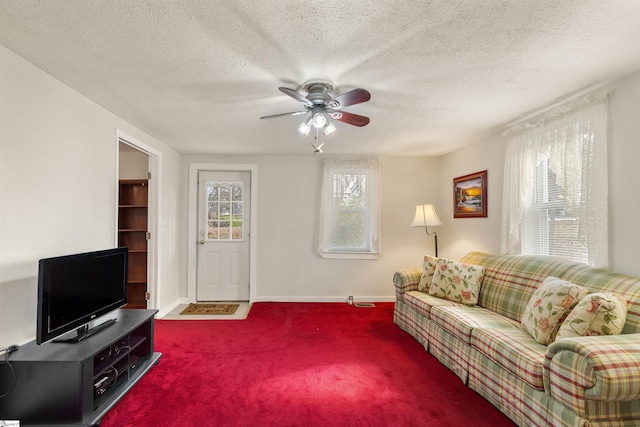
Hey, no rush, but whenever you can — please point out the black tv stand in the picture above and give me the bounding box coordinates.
[54,318,117,343]
[0,309,160,426]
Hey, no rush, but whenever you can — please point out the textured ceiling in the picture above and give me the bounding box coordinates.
[1,1,640,155]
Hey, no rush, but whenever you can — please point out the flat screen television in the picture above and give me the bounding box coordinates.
[36,247,128,345]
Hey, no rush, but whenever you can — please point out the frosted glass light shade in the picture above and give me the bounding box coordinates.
[323,122,336,136]
[298,117,312,135]
[312,112,327,128]
[410,204,443,227]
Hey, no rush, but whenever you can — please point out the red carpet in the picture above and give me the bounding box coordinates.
[101,302,515,426]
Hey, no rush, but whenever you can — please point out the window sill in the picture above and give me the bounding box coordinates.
[320,251,379,260]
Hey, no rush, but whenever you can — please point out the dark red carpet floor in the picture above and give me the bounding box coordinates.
[101,302,515,426]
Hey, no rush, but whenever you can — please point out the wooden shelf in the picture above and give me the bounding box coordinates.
[118,180,148,205]
[118,180,149,309]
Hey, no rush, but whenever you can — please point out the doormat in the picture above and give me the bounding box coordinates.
[180,303,240,315]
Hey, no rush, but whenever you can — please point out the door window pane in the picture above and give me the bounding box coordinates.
[208,221,219,239]
[220,184,230,201]
[232,184,242,201]
[205,181,243,240]
[207,185,218,201]
[208,202,219,220]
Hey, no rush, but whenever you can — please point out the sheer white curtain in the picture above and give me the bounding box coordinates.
[318,158,380,259]
[501,90,609,267]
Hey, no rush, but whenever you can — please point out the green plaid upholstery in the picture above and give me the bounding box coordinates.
[393,252,640,427]
[430,305,520,345]
[544,335,640,421]
[428,322,470,382]
[393,299,428,348]
[428,307,521,384]
[460,252,580,322]
[546,398,640,427]
[403,291,461,317]
[395,292,464,350]
[393,268,421,301]
[469,347,552,427]
[472,327,547,390]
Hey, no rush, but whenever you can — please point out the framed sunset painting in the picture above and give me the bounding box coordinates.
[453,170,487,218]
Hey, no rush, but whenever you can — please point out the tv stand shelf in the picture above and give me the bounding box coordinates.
[0,309,161,426]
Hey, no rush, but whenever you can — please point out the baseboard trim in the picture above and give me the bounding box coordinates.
[157,297,191,318]
[250,296,396,303]
[157,296,395,317]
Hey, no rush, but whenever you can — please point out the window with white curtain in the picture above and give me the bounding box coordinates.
[501,90,609,267]
[318,159,380,259]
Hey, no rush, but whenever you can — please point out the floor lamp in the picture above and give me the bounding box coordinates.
[410,204,443,257]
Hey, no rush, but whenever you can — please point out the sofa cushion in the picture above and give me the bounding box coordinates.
[460,252,582,322]
[521,277,588,345]
[430,305,520,345]
[404,291,461,318]
[559,266,640,334]
[471,327,547,390]
[556,292,628,339]
[417,255,438,292]
[429,258,484,306]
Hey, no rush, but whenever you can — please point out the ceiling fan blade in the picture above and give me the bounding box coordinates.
[328,88,371,109]
[327,109,370,127]
[260,111,308,120]
[279,87,313,107]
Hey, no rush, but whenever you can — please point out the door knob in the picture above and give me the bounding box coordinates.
[199,240,205,245]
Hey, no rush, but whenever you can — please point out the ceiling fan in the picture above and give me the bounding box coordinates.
[260,81,371,149]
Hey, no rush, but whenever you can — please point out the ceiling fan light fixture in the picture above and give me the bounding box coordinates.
[312,112,327,129]
[261,83,371,150]
[298,117,312,136]
[323,122,336,136]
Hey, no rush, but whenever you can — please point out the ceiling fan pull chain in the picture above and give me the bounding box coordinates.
[311,128,324,153]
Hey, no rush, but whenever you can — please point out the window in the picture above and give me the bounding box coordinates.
[522,157,588,262]
[318,159,380,259]
[206,181,244,240]
[501,91,609,267]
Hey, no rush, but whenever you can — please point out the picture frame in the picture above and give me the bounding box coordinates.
[453,170,487,218]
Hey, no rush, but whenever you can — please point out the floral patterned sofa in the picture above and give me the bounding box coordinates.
[393,252,640,427]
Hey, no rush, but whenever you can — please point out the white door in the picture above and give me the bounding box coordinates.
[197,171,250,301]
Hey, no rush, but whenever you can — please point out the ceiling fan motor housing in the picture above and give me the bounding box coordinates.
[303,81,334,105]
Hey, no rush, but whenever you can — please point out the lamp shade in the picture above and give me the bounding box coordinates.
[410,204,443,227]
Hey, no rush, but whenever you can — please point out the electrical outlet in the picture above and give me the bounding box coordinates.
[348,296,353,305]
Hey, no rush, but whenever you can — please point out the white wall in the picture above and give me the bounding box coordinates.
[437,71,640,277]
[0,45,182,347]
[608,72,640,275]
[436,134,506,261]
[119,144,149,179]
[180,154,439,302]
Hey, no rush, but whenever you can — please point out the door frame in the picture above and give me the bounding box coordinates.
[115,130,161,310]
[187,163,258,303]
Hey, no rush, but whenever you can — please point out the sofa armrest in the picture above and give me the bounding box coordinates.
[544,334,640,405]
[393,269,422,301]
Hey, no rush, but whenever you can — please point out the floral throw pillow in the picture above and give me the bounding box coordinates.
[556,293,628,339]
[428,258,484,306]
[417,255,438,292]
[521,277,588,345]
